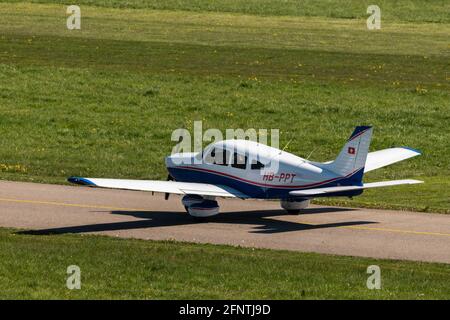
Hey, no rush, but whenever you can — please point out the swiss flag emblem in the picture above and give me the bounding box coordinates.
[348,147,356,155]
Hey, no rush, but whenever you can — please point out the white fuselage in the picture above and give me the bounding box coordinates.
[166,140,351,200]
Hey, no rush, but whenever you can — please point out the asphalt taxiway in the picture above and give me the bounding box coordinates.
[0,180,449,264]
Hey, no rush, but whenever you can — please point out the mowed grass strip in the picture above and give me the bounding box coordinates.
[2,33,448,89]
[1,3,449,56]
[0,227,449,299]
[0,3,448,212]
[2,0,449,23]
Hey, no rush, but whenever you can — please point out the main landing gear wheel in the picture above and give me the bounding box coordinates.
[280,199,311,214]
[182,195,220,219]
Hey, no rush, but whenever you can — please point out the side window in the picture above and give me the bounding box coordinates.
[205,148,230,166]
[204,148,216,164]
[251,160,265,170]
[216,149,230,166]
[232,152,247,170]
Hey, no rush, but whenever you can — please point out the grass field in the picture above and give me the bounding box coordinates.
[0,1,449,301]
[0,1,449,213]
[0,227,449,299]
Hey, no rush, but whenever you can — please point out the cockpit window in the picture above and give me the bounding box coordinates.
[205,148,230,166]
[231,152,247,169]
[250,160,265,170]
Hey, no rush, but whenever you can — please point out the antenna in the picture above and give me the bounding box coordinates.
[280,138,293,154]
[306,147,318,161]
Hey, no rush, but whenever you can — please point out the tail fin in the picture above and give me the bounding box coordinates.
[325,126,373,184]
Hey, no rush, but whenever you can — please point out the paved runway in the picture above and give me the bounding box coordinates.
[0,180,449,264]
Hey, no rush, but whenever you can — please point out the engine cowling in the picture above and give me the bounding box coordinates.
[187,199,220,217]
[280,199,310,213]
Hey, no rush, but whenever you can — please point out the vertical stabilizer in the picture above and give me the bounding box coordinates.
[324,126,373,184]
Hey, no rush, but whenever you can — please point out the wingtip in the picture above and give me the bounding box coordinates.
[68,176,96,186]
[401,146,422,155]
[401,179,424,185]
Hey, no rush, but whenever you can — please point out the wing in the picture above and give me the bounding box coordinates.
[364,147,421,173]
[289,179,423,196]
[68,177,249,198]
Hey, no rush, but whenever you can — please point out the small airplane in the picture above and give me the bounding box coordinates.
[69,126,422,217]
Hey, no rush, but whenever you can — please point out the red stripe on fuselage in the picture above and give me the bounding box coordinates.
[175,166,359,189]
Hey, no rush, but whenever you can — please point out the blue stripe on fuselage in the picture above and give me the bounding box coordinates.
[167,166,364,199]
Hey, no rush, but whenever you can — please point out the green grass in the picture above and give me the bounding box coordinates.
[0,227,449,299]
[0,2,449,213]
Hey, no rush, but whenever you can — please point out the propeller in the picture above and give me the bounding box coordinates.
[165,174,173,200]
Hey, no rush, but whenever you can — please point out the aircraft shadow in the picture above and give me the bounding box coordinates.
[18,206,376,236]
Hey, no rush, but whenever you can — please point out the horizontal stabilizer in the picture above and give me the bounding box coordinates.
[365,147,421,173]
[289,179,423,196]
[68,177,249,198]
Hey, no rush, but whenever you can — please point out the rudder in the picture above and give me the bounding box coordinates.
[325,126,373,184]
